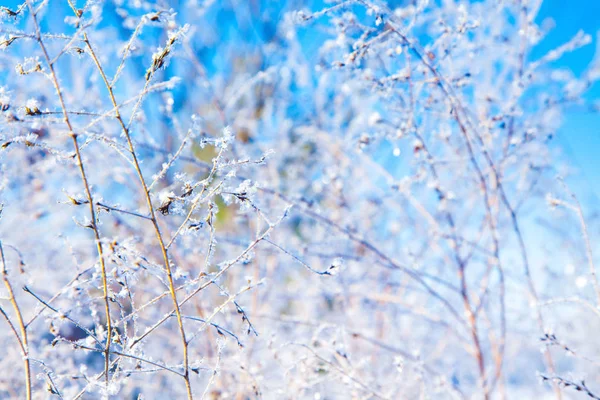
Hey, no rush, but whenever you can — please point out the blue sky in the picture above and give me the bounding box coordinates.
[533,0,600,204]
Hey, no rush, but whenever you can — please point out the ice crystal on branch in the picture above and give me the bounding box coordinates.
[0,0,599,399]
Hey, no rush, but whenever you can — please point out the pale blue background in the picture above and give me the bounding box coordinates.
[534,0,600,204]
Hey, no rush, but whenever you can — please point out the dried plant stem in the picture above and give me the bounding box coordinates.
[81,219,285,400]
[573,205,600,304]
[292,343,389,400]
[74,27,193,399]
[24,0,113,386]
[558,181,600,305]
[0,243,31,400]
[360,1,556,392]
[404,48,496,396]
[23,286,102,346]
[200,343,223,400]
[73,344,186,377]
[130,220,281,348]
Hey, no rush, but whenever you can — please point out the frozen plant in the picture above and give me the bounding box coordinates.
[0,0,599,399]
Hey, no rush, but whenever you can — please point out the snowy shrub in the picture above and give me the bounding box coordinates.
[0,0,599,398]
